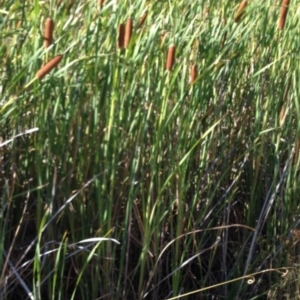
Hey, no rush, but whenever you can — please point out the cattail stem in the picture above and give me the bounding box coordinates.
[36,55,63,80]
[124,18,133,48]
[234,0,247,23]
[118,23,125,48]
[44,18,54,49]
[190,64,197,84]
[166,45,176,71]
[278,0,290,30]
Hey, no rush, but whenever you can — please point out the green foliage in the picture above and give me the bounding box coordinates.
[1,0,300,299]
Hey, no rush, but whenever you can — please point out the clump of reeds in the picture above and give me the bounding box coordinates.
[166,45,176,71]
[36,55,63,80]
[234,0,247,23]
[139,11,147,28]
[124,18,133,48]
[278,0,290,30]
[44,18,54,49]
[118,23,125,48]
[190,64,197,84]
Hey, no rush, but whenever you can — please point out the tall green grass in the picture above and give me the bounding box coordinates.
[1,0,300,299]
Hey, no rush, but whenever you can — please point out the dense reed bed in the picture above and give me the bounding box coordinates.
[1,0,300,299]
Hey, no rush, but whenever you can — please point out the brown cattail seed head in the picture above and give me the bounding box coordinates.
[139,11,147,28]
[166,45,176,71]
[44,18,54,49]
[278,0,290,30]
[124,18,133,48]
[234,0,247,23]
[36,55,63,80]
[118,23,125,48]
[190,64,197,84]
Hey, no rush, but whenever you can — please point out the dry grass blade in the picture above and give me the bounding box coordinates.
[294,137,300,165]
[160,31,167,46]
[139,11,147,28]
[118,23,125,48]
[166,45,176,71]
[279,105,286,127]
[190,64,197,84]
[98,0,105,8]
[44,18,54,49]
[36,55,63,80]
[125,18,133,48]
[234,0,248,23]
[279,80,291,126]
[278,0,290,30]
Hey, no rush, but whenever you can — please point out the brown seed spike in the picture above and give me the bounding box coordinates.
[124,18,133,48]
[36,55,63,80]
[190,64,197,84]
[44,18,54,49]
[118,23,125,48]
[234,0,247,23]
[139,11,147,28]
[166,45,176,71]
[278,0,290,30]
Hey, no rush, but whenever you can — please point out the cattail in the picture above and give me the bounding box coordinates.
[44,18,54,49]
[139,11,147,28]
[36,55,63,80]
[278,0,290,30]
[234,0,247,23]
[190,64,197,84]
[124,18,133,48]
[118,23,125,48]
[166,45,176,71]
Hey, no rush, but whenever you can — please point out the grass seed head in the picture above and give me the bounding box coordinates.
[190,64,197,84]
[36,55,63,80]
[166,45,176,71]
[125,18,133,48]
[44,18,54,49]
[234,0,247,23]
[278,0,290,30]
